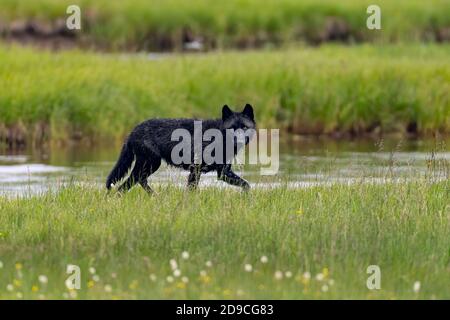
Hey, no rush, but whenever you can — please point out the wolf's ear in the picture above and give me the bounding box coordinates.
[242,103,254,120]
[222,105,233,120]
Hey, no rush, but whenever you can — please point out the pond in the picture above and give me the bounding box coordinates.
[0,137,448,197]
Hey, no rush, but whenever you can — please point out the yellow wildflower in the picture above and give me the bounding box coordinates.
[176,282,186,289]
[200,275,211,284]
[13,279,22,287]
[129,280,139,290]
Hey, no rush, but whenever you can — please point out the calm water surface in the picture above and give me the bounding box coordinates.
[0,137,448,197]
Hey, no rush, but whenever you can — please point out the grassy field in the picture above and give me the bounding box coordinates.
[1,0,449,50]
[0,44,449,145]
[0,180,448,299]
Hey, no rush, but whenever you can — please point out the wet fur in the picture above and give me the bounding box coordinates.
[106,104,256,193]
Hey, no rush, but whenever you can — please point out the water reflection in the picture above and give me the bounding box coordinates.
[0,137,448,197]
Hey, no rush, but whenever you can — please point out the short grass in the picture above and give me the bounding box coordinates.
[1,0,449,49]
[0,180,449,299]
[0,44,449,144]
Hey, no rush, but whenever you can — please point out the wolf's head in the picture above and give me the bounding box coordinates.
[221,104,256,145]
[222,104,256,130]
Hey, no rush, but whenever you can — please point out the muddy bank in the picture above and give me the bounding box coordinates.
[0,17,354,52]
[0,19,79,51]
[1,17,449,52]
[1,121,447,150]
[0,121,99,149]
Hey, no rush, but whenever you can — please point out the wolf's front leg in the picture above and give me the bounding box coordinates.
[217,164,250,191]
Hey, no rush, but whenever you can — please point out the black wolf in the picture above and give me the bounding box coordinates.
[106,104,256,193]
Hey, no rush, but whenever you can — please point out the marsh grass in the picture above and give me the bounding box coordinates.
[0,44,449,145]
[1,0,449,49]
[0,178,448,299]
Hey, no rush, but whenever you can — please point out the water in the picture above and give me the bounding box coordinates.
[0,137,448,197]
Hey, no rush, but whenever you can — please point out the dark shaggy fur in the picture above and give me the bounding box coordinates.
[106,104,256,193]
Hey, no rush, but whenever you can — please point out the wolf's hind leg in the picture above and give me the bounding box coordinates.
[218,165,250,191]
[138,158,161,195]
[187,165,201,190]
[139,180,154,194]
[118,157,161,194]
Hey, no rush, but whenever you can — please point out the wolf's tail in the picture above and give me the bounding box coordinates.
[106,141,134,190]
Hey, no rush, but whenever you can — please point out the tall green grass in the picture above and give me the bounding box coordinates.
[0,0,449,49]
[0,181,448,299]
[0,44,449,144]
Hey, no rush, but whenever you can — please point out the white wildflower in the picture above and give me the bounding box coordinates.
[413,281,421,293]
[170,259,178,270]
[38,275,48,284]
[181,251,189,260]
[274,271,283,280]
